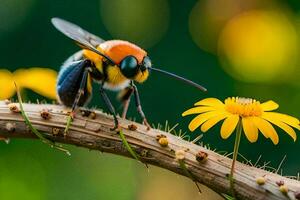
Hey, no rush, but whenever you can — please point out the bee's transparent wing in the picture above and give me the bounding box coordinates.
[51,17,115,64]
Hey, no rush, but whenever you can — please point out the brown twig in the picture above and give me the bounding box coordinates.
[0,101,299,200]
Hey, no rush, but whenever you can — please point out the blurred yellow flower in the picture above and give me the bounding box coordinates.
[0,69,15,99]
[0,68,57,100]
[218,10,298,83]
[182,97,299,144]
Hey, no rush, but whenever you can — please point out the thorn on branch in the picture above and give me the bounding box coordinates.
[80,109,96,119]
[276,180,284,186]
[156,134,168,147]
[175,149,186,161]
[195,151,208,163]
[40,109,51,120]
[8,103,20,113]
[256,177,266,185]
[279,185,288,195]
[52,127,60,135]
[128,124,138,131]
[5,122,16,133]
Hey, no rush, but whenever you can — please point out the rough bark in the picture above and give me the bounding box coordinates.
[0,101,299,200]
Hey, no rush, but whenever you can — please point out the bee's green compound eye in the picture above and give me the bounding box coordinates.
[120,56,138,78]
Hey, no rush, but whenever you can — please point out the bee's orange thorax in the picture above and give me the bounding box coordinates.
[83,40,147,65]
[100,40,147,64]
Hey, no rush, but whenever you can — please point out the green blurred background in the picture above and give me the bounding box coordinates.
[0,0,299,199]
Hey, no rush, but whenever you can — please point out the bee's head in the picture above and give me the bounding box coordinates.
[119,55,151,83]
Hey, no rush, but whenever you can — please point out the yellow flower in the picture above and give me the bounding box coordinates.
[0,69,15,99]
[182,97,300,144]
[0,68,57,100]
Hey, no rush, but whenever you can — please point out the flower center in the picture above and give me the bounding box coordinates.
[225,97,263,117]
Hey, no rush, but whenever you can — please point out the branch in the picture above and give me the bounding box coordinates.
[0,101,299,200]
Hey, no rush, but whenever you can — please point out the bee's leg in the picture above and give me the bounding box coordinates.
[122,98,130,119]
[71,72,88,113]
[131,82,151,130]
[99,84,119,130]
[64,67,89,135]
[118,87,134,119]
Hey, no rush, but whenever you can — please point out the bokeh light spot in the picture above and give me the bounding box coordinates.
[218,10,298,83]
[189,0,242,53]
[100,0,170,48]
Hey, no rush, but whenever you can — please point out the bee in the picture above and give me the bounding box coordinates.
[52,18,206,131]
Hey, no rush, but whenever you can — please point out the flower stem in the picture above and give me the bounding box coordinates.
[118,129,148,168]
[64,115,73,136]
[229,118,242,198]
[15,82,70,155]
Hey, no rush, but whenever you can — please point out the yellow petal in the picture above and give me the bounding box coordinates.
[201,113,228,132]
[252,117,279,145]
[188,111,221,132]
[194,98,224,108]
[14,68,57,99]
[242,117,258,143]
[220,114,239,139]
[182,106,217,116]
[262,114,297,142]
[261,100,279,111]
[263,112,300,130]
[0,69,15,99]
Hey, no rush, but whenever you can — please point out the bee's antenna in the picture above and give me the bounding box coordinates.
[150,67,207,92]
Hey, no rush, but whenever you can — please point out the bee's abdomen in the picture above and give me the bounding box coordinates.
[57,60,91,107]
